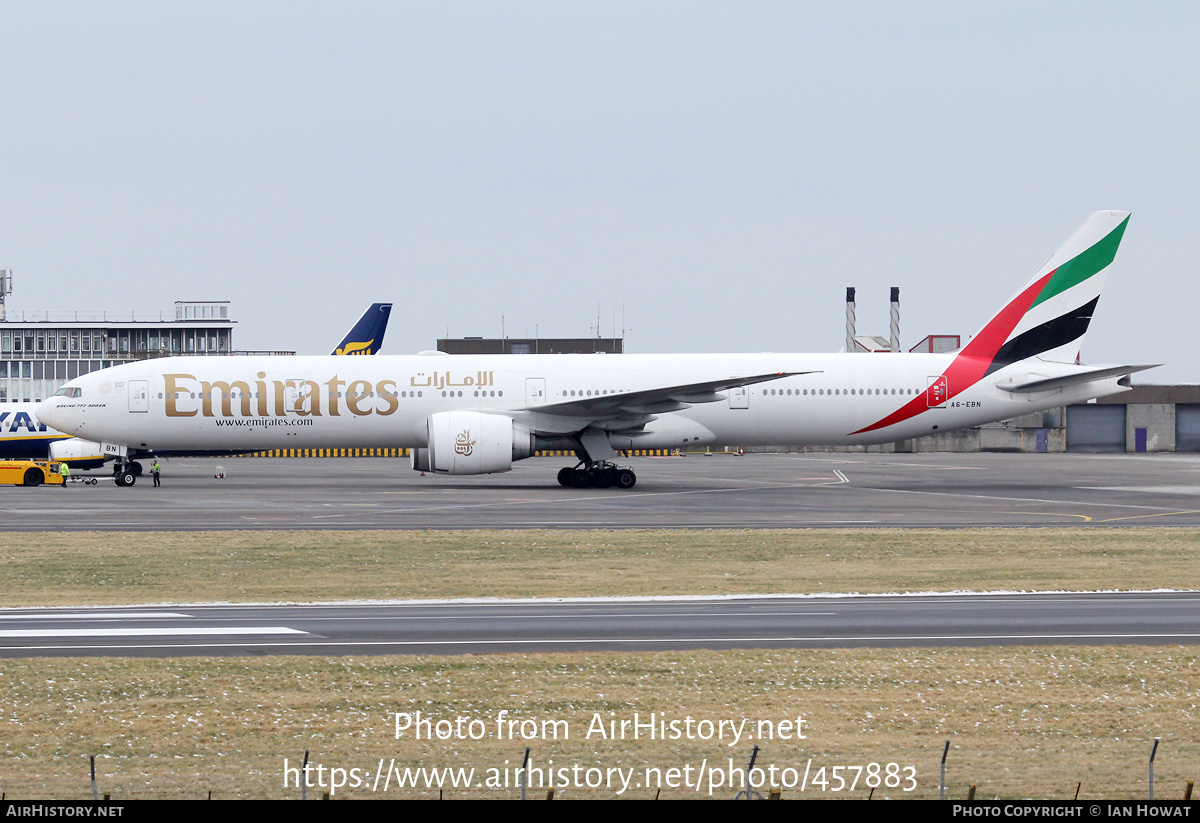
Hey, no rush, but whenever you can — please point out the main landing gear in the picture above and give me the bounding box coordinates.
[557,461,637,490]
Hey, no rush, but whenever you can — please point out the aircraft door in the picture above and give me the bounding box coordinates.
[128,380,149,413]
[926,375,947,408]
[525,378,546,405]
[729,386,749,409]
[284,378,312,414]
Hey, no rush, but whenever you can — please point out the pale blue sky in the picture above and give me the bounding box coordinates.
[1,2,1196,379]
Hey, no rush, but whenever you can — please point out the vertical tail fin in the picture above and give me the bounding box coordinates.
[852,212,1130,436]
[333,303,393,356]
[964,211,1130,373]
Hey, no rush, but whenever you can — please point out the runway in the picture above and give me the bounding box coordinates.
[2,592,1198,658]
[4,452,1200,530]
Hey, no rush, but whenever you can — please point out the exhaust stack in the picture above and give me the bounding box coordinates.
[890,286,900,353]
[845,287,856,353]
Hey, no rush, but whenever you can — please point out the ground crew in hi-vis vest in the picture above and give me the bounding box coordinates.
[58,462,69,488]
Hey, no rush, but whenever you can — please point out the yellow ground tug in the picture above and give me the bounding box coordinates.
[0,459,66,487]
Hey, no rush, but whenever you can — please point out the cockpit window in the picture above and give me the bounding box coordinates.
[53,387,81,398]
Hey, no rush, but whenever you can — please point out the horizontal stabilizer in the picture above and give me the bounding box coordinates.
[995,364,1159,394]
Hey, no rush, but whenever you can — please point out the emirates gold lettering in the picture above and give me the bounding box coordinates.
[160,372,466,420]
[325,375,346,416]
[164,374,197,417]
[346,380,373,415]
[272,380,290,416]
[201,380,253,417]
[256,373,269,417]
[293,381,322,416]
[376,379,398,416]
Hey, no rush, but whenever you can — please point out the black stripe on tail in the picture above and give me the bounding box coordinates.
[984,296,1099,376]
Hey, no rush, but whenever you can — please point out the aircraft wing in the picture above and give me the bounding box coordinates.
[520,371,817,421]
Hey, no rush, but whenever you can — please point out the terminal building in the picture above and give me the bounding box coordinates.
[436,336,623,355]
[0,287,248,402]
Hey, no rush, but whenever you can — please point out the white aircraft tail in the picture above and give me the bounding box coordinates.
[966,210,1130,372]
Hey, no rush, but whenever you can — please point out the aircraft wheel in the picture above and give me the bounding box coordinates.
[570,468,592,489]
[615,469,637,490]
[592,468,614,489]
[557,467,573,487]
[118,470,136,487]
[130,462,143,476]
[22,468,43,487]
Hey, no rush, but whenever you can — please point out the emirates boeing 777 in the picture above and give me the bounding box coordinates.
[36,212,1151,488]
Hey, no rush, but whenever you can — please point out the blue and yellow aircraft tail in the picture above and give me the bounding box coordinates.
[333,303,392,356]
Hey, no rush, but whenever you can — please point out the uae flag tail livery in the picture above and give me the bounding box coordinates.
[855,211,1141,436]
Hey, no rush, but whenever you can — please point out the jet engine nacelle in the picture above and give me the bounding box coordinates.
[48,438,108,467]
[410,411,535,475]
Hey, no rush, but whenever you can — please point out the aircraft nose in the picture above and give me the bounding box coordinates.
[34,399,56,429]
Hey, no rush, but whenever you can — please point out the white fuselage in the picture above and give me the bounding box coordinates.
[36,352,1128,454]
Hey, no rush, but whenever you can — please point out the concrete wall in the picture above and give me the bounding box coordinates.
[1124,403,1175,452]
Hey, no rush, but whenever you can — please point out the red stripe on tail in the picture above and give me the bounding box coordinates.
[851,271,1053,435]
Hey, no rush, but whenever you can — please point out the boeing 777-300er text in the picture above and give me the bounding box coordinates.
[37,212,1153,488]
[0,302,393,472]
